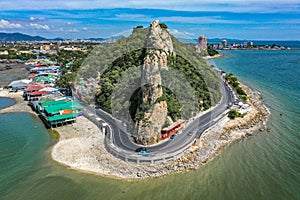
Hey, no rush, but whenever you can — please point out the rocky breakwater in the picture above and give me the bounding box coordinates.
[135,20,173,145]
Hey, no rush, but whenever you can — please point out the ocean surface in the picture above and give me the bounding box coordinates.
[0,49,299,200]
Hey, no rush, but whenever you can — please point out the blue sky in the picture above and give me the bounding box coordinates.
[0,0,299,40]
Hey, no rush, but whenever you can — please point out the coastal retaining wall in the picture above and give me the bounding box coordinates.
[82,109,197,164]
[104,134,196,165]
[82,101,231,165]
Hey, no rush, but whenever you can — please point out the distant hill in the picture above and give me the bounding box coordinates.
[87,37,106,41]
[0,32,47,41]
[0,32,111,42]
[51,37,64,41]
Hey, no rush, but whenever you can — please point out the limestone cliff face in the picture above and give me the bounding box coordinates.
[136,20,173,145]
[146,20,174,53]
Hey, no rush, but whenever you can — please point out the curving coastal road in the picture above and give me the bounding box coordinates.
[83,68,236,159]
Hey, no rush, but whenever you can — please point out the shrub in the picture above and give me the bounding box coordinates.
[239,95,248,101]
[159,23,168,29]
[228,109,240,119]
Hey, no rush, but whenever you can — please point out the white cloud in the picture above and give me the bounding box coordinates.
[29,16,45,21]
[169,29,195,38]
[83,27,88,30]
[0,19,22,29]
[68,29,79,32]
[95,13,153,23]
[0,0,300,12]
[113,14,153,22]
[52,27,64,32]
[30,23,50,30]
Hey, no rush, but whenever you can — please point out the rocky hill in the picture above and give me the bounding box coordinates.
[76,20,221,145]
[135,20,171,144]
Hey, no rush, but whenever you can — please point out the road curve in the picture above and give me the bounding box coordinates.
[84,68,235,156]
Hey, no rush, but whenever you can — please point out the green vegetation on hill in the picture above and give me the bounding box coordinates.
[167,54,212,110]
[171,36,221,105]
[95,47,217,120]
[78,26,221,120]
[225,73,248,101]
[159,23,168,29]
[95,48,146,112]
[79,28,149,78]
[158,87,182,121]
[128,85,181,123]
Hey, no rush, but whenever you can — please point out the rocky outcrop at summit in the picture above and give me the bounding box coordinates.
[146,20,174,53]
[88,19,221,145]
[135,20,173,145]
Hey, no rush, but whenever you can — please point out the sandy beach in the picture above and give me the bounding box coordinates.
[203,54,224,60]
[0,81,270,179]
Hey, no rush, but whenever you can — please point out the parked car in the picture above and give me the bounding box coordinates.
[135,147,147,152]
[135,147,150,155]
[170,134,177,139]
[139,150,150,155]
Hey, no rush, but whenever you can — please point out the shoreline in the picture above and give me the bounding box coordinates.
[0,82,270,179]
[202,54,224,60]
[0,90,35,114]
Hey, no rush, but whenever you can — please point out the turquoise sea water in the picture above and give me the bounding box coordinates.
[0,98,15,110]
[0,50,299,200]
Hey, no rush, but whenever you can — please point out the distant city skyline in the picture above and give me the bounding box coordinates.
[0,0,299,40]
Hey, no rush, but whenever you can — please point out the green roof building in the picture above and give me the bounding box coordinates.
[44,101,83,115]
[37,98,84,127]
[48,113,78,126]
